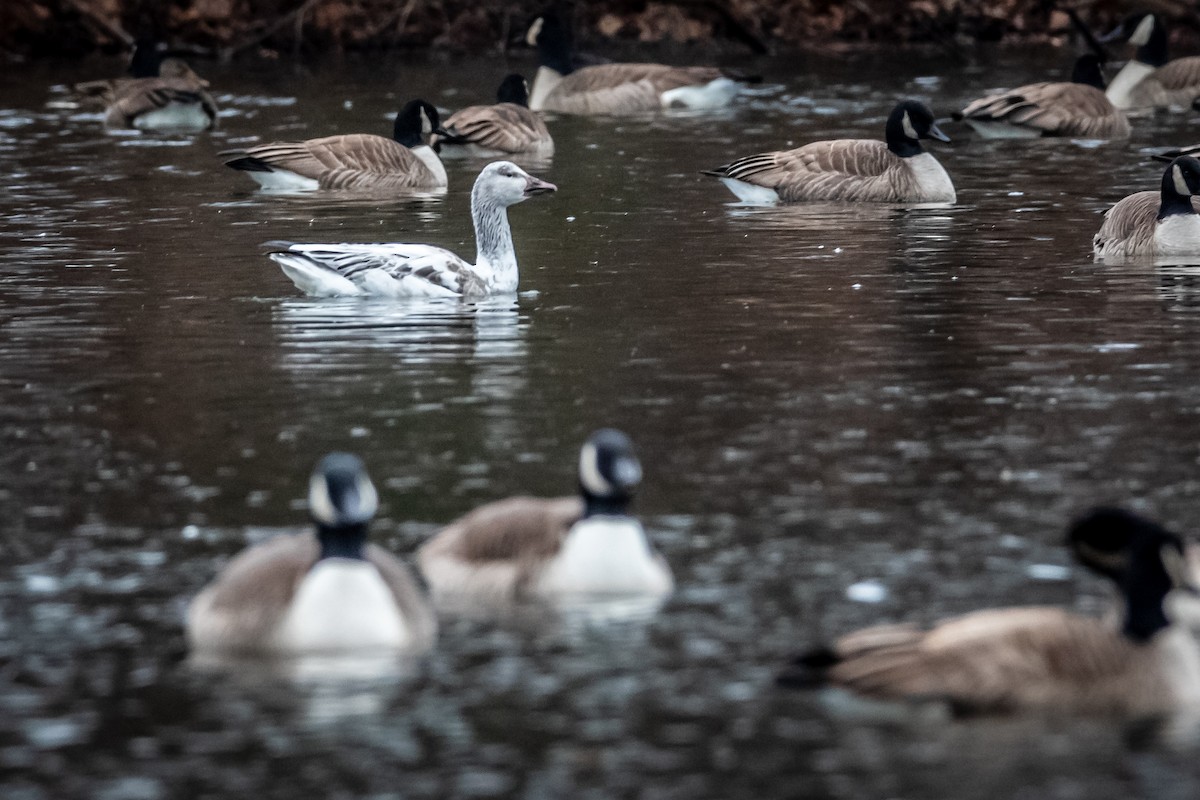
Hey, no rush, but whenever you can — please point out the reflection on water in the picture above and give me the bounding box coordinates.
[5,48,1200,798]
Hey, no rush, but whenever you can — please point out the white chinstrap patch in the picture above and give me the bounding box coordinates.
[1174,165,1190,196]
[901,111,918,140]
[309,474,339,524]
[578,442,613,496]
[1130,15,1155,47]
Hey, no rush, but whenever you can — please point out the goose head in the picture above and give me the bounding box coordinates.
[526,11,574,75]
[472,161,557,208]
[577,429,642,517]
[496,74,532,107]
[309,452,379,560]
[392,100,450,148]
[1158,156,1200,218]
[128,39,169,78]
[1070,54,1107,90]
[885,100,950,158]
[1101,12,1167,65]
[1067,507,1200,641]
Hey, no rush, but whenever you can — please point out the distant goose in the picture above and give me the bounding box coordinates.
[99,41,218,132]
[220,100,449,192]
[779,508,1200,716]
[524,11,749,114]
[187,453,437,655]
[1102,12,1200,112]
[267,161,556,298]
[702,100,955,204]
[433,74,554,158]
[1093,156,1200,260]
[956,54,1130,139]
[417,429,673,605]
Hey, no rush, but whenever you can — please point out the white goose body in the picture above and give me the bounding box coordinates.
[274,559,411,651]
[267,161,556,298]
[535,516,673,597]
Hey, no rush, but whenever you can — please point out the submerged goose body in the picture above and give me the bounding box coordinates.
[1093,156,1200,259]
[417,429,673,605]
[1104,13,1200,112]
[267,161,556,298]
[703,100,955,204]
[100,43,217,132]
[434,74,554,158]
[220,100,448,192]
[957,55,1130,139]
[525,13,748,114]
[780,509,1200,716]
[187,453,436,655]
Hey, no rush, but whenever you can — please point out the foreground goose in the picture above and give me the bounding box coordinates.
[1093,156,1200,260]
[187,453,437,655]
[417,429,673,605]
[703,100,955,204]
[433,74,554,158]
[99,42,218,132]
[956,54,1130,139]
[267,161,556,297]
[779,508,1200,716]
[524,12,748,114]
[220,100,448,192]
[1102,12,1200,112]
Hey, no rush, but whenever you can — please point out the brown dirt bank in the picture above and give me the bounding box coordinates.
[3,1,1199,60]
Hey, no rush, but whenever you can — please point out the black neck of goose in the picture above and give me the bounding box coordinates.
[1071,59,1106,90]
[1158,172,1196,220]
[537,25,575,76]
[316,523,369,561]
[581,489,632,519]
[129,45,162,78]
[1136,20,1169,67]
[1120,546,1174,643]
[393,114,422,148]
[885,115,923,159]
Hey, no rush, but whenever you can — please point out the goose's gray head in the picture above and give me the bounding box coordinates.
[497,74,531,107]
[309,452,379,529]
[473,161,557,207]
[393,100,449,148]
[578,428,642,503]
[885,100,949,157]
[1164,156,1200,198]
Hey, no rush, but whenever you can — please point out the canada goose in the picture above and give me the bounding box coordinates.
[702,100,955,204]
[524,12,748,114]
[219,100,449,192]
[186,453,437,655]
[99,41,218,132]
[956,54,1130,139]
[1102,12,1200,112]
[778,508,1200,716]
[432,74,554,158]
[1093,156,1200,260]
[417,429,673,605]
[266,161,556,298]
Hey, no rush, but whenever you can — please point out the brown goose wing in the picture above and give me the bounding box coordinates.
[439,103,551,153]
[1094,190,1161,255]
[824,607,1145,713]
[186,534,317,653]
[1149,57,1200,93]
[548,64,722,113]
[223,134,432,187]
[103,76,218,128]
[961,82,1129,138]
[421,496,584,563]
[365,544,437,647]
[709,139,898,202]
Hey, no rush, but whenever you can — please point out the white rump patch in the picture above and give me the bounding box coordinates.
[963,119,1041,140]
[661,77,741,110]
[271,253,364,297]
[132,102,211,133]
[717,177,779,205]
[242,169,320,192]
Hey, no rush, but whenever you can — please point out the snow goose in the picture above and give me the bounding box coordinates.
[703,100,955,204]
[433,74,554,158]
[780,508,1200,717]
[417,429,673,606]
[100,41,218,132]
[267,161,556,298]
[187,453,437,655]
[1102,12,1200,112]
[1093,156,1200,260]
[524,11,749,114]
[956,54,1130,139]
[220,100,449,192]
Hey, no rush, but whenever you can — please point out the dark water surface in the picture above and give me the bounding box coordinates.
[4,47,1200,798]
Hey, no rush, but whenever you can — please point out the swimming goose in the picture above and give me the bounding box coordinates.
[702,100,955,204]
[956,54,1130,139]
[100,42,218,132]
[1093,156,1200,260]
[266,161,556,298]
[186,453,437,655]
[433,74,554,158]
[524,12,748,114]
[778,508,1200,716]
[1102,12,1200,112]
[417,429,673,605]
[220,100,449,192]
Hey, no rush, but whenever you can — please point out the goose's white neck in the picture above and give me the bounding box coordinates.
[471,191,519,292]
[528,66,563,112]
[411,144,447,187]
[1106,61,1157,109]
